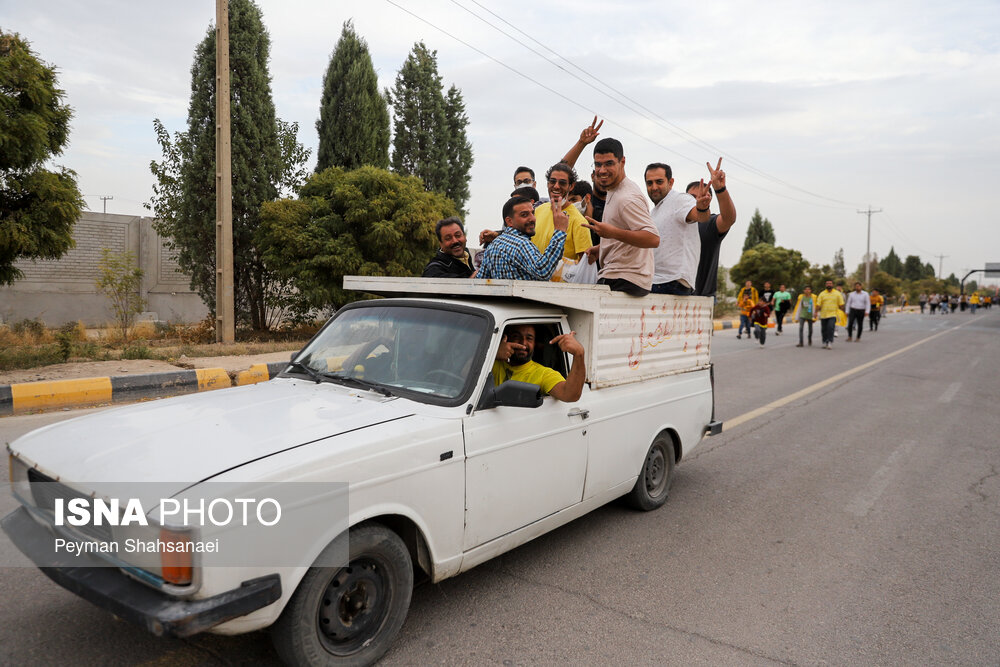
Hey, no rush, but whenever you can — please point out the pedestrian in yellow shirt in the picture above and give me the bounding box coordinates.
[869,289,884,331]
[815,280,845,349]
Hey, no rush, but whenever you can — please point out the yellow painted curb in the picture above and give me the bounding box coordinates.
[236,364,270,386]
[195,368,231,391]
[11,377,113,412]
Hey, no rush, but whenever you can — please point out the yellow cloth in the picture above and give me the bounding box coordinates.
[970,293,980,304]
[870,294,884,309]
[792,293,817,321]
[492,360,564,395]
[737,286,759,305]
[531,203,594,260]
[815,288,845,319]
[836,310,847,327]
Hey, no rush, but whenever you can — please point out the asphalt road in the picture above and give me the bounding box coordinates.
[1,308,997,665]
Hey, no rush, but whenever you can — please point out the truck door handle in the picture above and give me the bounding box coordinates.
[567,408,589,419]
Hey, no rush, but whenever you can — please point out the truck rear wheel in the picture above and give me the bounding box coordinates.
[626,434,676,511]
[272,523,413,666]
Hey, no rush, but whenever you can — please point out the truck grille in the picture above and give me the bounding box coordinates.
[27,468,114,542]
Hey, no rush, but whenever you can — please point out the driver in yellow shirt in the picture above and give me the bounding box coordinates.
[492,323,586,402]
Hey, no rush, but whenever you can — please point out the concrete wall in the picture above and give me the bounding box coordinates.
[0,212,209,326]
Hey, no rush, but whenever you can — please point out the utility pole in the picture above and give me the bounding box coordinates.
[215,0,235,344]
[99,196,113,214]
[857,206,882,284]
[934,254,948,279]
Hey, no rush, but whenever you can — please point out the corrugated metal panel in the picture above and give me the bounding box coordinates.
[593,294,713,388]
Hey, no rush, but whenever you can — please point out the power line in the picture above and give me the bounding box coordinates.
[383,0,860,212]
[452,0,865,208]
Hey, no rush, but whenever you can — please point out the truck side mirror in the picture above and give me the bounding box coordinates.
[477,380,543,410]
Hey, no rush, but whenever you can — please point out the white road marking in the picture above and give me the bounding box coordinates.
[846,441,915,517]
[938,382,961,403]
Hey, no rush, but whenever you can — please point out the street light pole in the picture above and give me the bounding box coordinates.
[215,0,235,344]
[857,206,882,284]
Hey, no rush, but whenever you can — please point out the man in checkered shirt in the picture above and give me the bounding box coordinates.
[478,194,569,281]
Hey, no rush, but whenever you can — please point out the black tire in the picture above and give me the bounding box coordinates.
[272,523,414,667]
[626,434,676,511]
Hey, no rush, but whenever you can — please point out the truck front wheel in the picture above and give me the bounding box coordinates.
[626,434,676,511]
[272,523,413,666]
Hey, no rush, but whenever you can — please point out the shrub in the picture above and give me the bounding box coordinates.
[96,248,146,343]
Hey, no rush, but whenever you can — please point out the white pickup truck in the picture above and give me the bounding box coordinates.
[3,277,720,665]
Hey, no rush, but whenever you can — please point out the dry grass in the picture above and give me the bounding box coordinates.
[0,318,318,372]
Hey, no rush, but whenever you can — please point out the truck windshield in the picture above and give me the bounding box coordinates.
[291,305,489,403]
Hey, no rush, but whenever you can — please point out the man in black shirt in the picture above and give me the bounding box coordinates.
[422,217,475,278]
[686,158,737,297]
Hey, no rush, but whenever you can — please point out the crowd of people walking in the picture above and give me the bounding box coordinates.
[733,280,992,350]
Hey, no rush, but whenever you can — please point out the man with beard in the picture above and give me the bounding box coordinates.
[478,195,568,281]
[530,162,595,261]
[644,162,711,295]
[423,217,475,278]
[493,323,586,402]
[686,158,738,297]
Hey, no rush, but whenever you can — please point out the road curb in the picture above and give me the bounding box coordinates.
[0,361,288,416]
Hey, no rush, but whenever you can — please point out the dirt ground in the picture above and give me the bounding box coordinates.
[0,351,295,386]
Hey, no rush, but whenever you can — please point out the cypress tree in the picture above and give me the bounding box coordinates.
[442,84,473,215]
[388,42,449,195]
[742,208,776,252]
[315,21,389,172]
[149,0,308,330]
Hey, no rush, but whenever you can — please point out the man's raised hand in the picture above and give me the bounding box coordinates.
[579,116,603,146]
[706,157,726,191]
[550,331,584,357]
[551,196,569,232]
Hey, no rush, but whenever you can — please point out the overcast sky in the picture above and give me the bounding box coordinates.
[6,0,999,285]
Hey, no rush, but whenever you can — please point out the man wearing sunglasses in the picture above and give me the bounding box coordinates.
[530,162,596,261]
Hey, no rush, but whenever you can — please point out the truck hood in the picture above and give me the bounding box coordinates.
[9,378,415,493]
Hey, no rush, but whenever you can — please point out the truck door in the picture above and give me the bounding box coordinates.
[461,321,589,550]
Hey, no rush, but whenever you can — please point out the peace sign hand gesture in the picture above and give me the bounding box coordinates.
[706,157,726,191]
[579,116,603,145]
[693,179,712,211]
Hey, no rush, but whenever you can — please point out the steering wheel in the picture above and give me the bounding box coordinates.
[425,369,464,384]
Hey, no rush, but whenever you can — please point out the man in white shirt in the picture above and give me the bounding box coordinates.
[644,163,712,295]
[845,281,871,342]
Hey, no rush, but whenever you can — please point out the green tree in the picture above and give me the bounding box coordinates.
[868,270,900,298]
[902,254,924,281]
[945,272,959,287]
[148,0,310,331]
[0,32,85,285]
[879,246,903,277]
[742,208,776,252]
[95,248,145,342]
[257,166,457,311]
[730,244,809,290]
[388,43,450,195]
[923,262,936,279]
[832,248,846,278]
[315,21,389,172]
[442,84,473,215]
[804,264,835,289]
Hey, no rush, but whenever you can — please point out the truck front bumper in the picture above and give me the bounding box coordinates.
[2,507,281,638]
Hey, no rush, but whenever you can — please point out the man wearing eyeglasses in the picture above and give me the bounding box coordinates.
[581,137,660,296]
[530,162,597,261]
